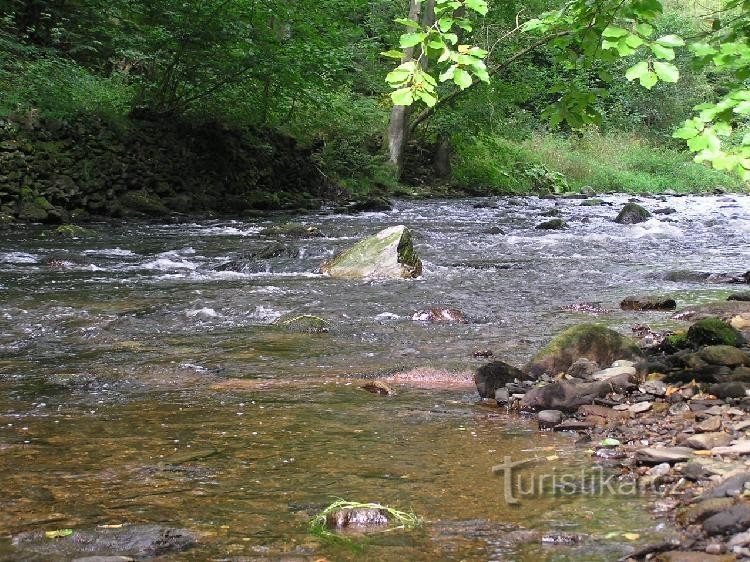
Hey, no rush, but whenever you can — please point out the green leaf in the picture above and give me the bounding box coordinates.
[673,127,699,139]
[380,50,405,60]
[650,43,675,60]
[602,26,629,38]
[391,87,414,106]
[690,42,717,57]
[415,90,437,107]
[625,61,649,82]
[439,65,456,81]
[443,33,458,45]
[687,135,709,151]
[438,48,451,63]
[385,69,412,84]
[399,32,427,48]
[394,18,421,29]
[455,18,473,31]
[472,66,490,83]
[464,0,488,16]
[640,70,658,89]
[428,39,445,50]
[734,100,750,115]
[45,529,73,539]
[714,122,732,136]
[636,23,654,37]
[453,67,473,89]
[656,34,685,47]
[438,17,453,32]
[625,34,644,49]
[653,61,679,83]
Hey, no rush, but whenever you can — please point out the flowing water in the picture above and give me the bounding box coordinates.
[0,194,748,561]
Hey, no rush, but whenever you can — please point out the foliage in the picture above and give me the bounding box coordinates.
[452,129,745,194]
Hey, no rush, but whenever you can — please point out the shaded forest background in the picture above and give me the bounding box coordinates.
[0,0,745,220]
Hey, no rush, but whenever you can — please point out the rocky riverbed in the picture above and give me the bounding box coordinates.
[473,299,750,561]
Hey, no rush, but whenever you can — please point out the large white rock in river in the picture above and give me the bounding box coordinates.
[321,225,422,279]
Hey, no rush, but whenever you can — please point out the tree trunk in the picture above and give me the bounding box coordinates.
[385,0,423,177]
[433,134,452,178]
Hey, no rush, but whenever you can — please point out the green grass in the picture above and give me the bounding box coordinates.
[451,129,748,195]
[309,499,421,546]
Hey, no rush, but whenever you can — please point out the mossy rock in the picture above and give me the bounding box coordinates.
[273,314,330,334]
[119,191,170,217]
[54,224,96,238]
[664,332,690,351]
[16,200,49,222]
[615,202,651,224]
[260,223,324,238]
[321,225,422,280]
[535,218,567,230]
[525,323,643,376]
[580,198,605,206]
[687,317,745,347]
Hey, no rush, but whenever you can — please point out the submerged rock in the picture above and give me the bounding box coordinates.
[520,379,624,412]
[11,525,196,560]
[321,225,422,280]
[272,313,330,333]
[412,307,467,324]
[525,323,642,377]
[615,202,651,224]
[620,295,677,311]
[260,223,323,238]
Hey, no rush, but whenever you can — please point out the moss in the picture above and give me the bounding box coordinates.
[687,317,745,347]
[119,191,170,217]
[260,223,323,238]
[273,314,330,334]
[665,332,690,351]
[395,228,422,276]
[54,224,95,237]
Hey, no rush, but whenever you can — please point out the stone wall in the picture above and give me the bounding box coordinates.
[0,115,331,222]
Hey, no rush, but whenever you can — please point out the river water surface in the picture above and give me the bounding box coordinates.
[0,194,749,560]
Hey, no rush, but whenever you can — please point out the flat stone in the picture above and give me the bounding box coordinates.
[677,497,736,525]
[591,365,636,381]
[635,446,694,464]
[733,420,750,432]
[712,440,750,456]
[703,502,750,535]
[553,420,596,432]
[686,432,733,450]
[640,380,667,396]
[630,401,653,414]
[612,359,635,368]
[656,551,736,561]
[728,529,750,547]
[696,416,723,433]
[700,473,750,499]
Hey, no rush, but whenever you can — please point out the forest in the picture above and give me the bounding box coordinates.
[1,0,749,222]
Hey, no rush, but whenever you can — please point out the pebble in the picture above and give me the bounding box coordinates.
[630,401,653,414]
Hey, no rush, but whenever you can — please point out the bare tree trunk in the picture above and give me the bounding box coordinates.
[386,0,422,177]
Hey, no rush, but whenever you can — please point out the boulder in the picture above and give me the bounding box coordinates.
[344,197,393,213]
[709,382,748,400]
[525,323,643,376]
[687,317,745,347]
[620,295,677,311]
[634,447,694,464]
[615,202,651,224]
[321,225,422,280]
[566,357,600,379]
[474,361,528,399]
[685,432,733,450]
[535,218,567,230]
[520,379,627,412]
[728,292,750,302]
[703,502,750,535]
[538,410,563,430]
[700,345,750,367]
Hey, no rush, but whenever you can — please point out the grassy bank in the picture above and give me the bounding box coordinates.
[452,129,747,195]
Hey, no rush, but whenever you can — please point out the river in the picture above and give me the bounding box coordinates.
[0,193,748,560]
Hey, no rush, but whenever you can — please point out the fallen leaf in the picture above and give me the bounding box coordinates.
[623,532,640,540]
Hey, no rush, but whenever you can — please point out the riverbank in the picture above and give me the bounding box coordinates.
[1,114,747,224]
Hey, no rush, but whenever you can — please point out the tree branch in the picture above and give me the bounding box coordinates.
[407,31,570,134]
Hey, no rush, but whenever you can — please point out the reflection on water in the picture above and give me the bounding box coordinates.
[0,194,746,560]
